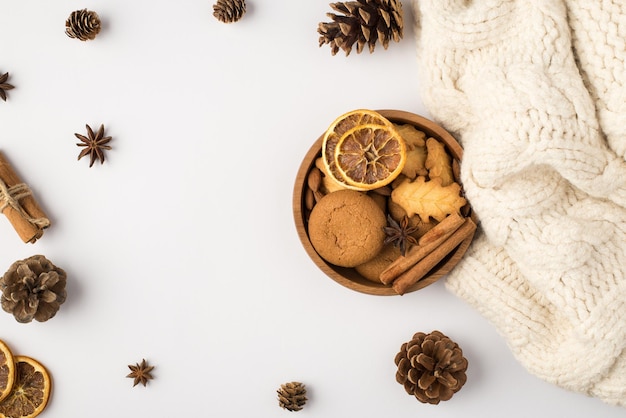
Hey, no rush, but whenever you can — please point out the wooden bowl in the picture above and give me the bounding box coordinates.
[292,110,475,296]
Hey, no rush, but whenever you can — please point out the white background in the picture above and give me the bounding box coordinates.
[0,1,624,417]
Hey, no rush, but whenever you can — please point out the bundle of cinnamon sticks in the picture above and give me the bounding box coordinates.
[380,212,476,295]
[0,152,50,243]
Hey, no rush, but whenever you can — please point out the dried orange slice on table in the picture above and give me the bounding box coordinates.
[322,109,406,190]
[0,341,15,404]
[0,356,51,418]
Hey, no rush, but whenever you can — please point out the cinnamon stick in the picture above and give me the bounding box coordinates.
[0,152,50,243]
[417,212,465,246]
[379,212,465,284]
[392,218,477,295]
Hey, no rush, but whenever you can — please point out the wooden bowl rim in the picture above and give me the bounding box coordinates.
[292,109,475,296]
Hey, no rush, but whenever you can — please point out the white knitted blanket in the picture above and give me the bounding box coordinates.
[414,0,626,406]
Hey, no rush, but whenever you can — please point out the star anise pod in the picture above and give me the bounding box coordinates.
[75,124,112,167]
[0,72,15,102]
[384,215,419,256]
[126,359,154,387]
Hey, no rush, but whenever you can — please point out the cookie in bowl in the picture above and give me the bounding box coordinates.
[308,190,387,268]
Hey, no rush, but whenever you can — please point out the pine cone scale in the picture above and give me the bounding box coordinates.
[440,370,457,386]
[331,3,351,14]
[21,298,39,322]
[377,28,389,49]
[361,25,371,42]
[407,343,422,360]
[415,390,431,404]
[41,290,57,303]
[421,338,435,354]
[358,9,371,22]
[407,367,419,385]
[425,382,441,399]
[437,385,454,402]
[339,22,352,36]
[391,28,401,42]
[418,372,436,390]
[448,357,468,373]
[16,264,34,278]
[417,353,434,371]
[436,345,453,365]
[396,356,410,376]
[9,290,25,302]
[379,9,390,26]
[14,302,33,323]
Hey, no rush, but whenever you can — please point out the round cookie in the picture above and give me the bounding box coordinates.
[308,190,386,267]
[355,244,402,283]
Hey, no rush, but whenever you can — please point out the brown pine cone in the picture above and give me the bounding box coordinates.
[394,330,468,405]
[318,0,403,56]
[65,9,102,41]
[213,0,246,23]
[277,381,307,412]
[0,255,67,323]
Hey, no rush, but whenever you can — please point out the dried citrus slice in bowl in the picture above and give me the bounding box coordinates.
[334,123,406,190]
[0,341,15,404]
[0,356,51,418]
[322,109,397,190]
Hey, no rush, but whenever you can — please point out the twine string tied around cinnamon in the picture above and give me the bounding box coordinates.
[0,179,50,228]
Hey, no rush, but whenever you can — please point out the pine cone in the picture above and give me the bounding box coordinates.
[277,381,307,412]
[394,331,468,405]
[318,0,403,56]
[213,0,246,23]
[0,255,67,323]
[65,9,102,41]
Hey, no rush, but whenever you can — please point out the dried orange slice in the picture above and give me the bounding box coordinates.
[0,341,15,404]
[333,122,406,190]
[0,356,51,418]
[322,109,393,190]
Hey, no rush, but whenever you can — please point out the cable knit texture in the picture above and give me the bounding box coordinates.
[413,0,626,406]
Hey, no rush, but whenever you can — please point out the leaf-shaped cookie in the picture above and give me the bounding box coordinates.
[425,137,454,186]
[394,124,428,179]
[391,176,467,222]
